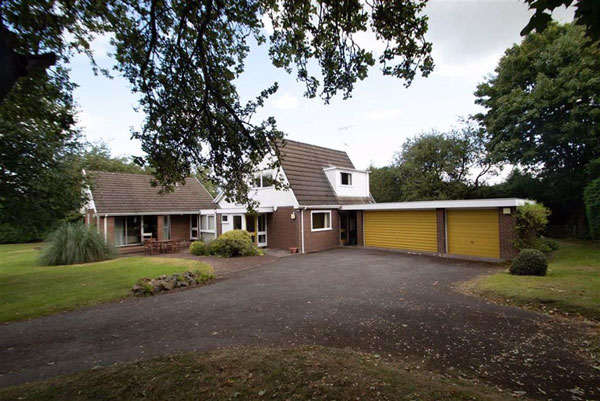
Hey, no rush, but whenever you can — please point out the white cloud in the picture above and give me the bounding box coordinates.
[271,92,299,110]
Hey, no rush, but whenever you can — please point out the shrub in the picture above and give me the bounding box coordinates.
[0,223,43,244]
[534,237,559,253]
[509,249,548,276]
[210,230,262,257]
[584,177,600,240]
[41,223,117,266]
[189,241,207,256]
[515,203,551,250]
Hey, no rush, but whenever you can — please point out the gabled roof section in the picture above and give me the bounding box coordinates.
[278,139,373,206]
[88,171,215,214]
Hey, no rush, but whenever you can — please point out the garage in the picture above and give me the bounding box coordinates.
[446,209,500,259]
[364,210,437,253]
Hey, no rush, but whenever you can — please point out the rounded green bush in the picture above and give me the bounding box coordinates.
[189,241,207,256]
[534,237,559,253]
[509,249,548,276]
[210,230,261,257]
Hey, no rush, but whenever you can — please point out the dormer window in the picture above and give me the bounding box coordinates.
[253,170,275,188]
[340,172,352,186]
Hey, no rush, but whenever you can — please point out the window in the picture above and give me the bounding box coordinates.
[253,170,275,188]
[190,215,199,240]
[114,216,142,246]
[222,215,228,223]
[311,211,332,231]
[163,216,171,240]
[200,214,216,242]
[341,172,352,186]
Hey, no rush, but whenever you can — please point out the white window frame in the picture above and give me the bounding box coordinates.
[340,172,353,186]
[252,170,275,189]
[200,213,216,237]
[311,210,332,232]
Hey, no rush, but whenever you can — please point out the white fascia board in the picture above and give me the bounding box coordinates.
[213,191,225,204]
[102,211,205,216]
[298,205,342,209]
[340,198,534,211]
[216,207,275,214]
[322,166,368,173]
[279,166,300,208]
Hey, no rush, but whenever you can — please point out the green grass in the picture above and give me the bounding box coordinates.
[0,346,527,401]
[0,243,213,323]
[466,240,600,320]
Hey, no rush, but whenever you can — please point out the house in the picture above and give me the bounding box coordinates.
[215,139,528,261]
[84,171,218,252]
[85,140,528,261]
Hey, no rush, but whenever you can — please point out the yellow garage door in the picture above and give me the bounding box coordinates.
[364,210,437,253]
[447,209,499,259]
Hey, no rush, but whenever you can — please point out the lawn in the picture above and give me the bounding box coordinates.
[0,346,528,401]
[465,240,600,320]
[0,243,213,323]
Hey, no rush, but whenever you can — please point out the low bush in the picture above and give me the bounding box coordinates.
[515,203,551,250]
[509,249,548,276]
[189,241,208,256]
[210,230,262,257]
[534,237,559,253]
[584,177,600,239]
[41,223,117,266]
[0,223,43,244]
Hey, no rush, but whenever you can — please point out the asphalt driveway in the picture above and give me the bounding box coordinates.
[1,248,598,399]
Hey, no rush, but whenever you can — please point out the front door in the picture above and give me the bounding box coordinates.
[245,215,257,244]
[257,214,267,247]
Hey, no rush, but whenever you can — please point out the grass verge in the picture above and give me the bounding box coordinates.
[461,240,600,320]
[0,243,213,323]
[0,346,527,401]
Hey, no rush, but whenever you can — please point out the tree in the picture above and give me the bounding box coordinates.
[0,68,84,243]
[0,1,434,206]
[370,125,497,202]
[475,23,600,232]
[522,0,600,41]
[82,142,148,174]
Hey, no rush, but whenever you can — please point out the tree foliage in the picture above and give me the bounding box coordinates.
[370,125,496,202]
[82,142,148,174]
[0,69,84,243]
[1,0,434,206]
[584,177,600,239]
[475,23,600,232]
[515,203,551,250]
[522,0,600,41]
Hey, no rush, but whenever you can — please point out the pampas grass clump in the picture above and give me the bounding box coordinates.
[41,223,117,265]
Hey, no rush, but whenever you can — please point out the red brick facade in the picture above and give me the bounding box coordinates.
[302,209,341,253]
[266,207,299,251]
[356,211,364,246]
[436,209,446,254]
[498,207,518,260]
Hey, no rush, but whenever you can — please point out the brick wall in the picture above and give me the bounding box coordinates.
[98,216,115,243]
[170,215,190,241]
[499,207,518,260]
[266,207,299,250]
[216,214,222,237]
[436,209,446,254]
[302,209,340,253]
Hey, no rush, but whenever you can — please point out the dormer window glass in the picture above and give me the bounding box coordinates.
[341,172,352,186]
[253,170,275,188]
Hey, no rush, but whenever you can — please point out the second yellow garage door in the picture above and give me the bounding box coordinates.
[447,209,500,259]
[364,210,437,253]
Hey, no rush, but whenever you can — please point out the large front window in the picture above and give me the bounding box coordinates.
[200,214,216,241]
[311,211,332,232]
[114,216,142,246]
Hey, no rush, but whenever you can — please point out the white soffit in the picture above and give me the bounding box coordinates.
[340,198,534,211]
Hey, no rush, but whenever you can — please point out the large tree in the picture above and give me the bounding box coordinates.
[82,142,148,174]
[0,68,84,242]
[0,0,435,206]
[475,23,600,230]
[370,125,496,202]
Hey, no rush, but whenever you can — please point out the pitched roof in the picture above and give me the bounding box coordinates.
[88,171,215,214]
[278,139,374,206]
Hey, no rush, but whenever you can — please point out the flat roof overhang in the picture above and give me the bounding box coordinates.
[340,198,534,211]
[216,207,275,214]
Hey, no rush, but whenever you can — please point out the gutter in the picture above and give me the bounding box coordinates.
[300,207,306,254]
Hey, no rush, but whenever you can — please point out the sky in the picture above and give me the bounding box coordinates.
[68,0,574,171]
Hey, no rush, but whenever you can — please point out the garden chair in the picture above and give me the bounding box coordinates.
[167,239,181,253]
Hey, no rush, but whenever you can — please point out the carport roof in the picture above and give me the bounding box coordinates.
[340,198,534,211]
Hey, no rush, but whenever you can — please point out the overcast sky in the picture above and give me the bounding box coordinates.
[69,0,573,170]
